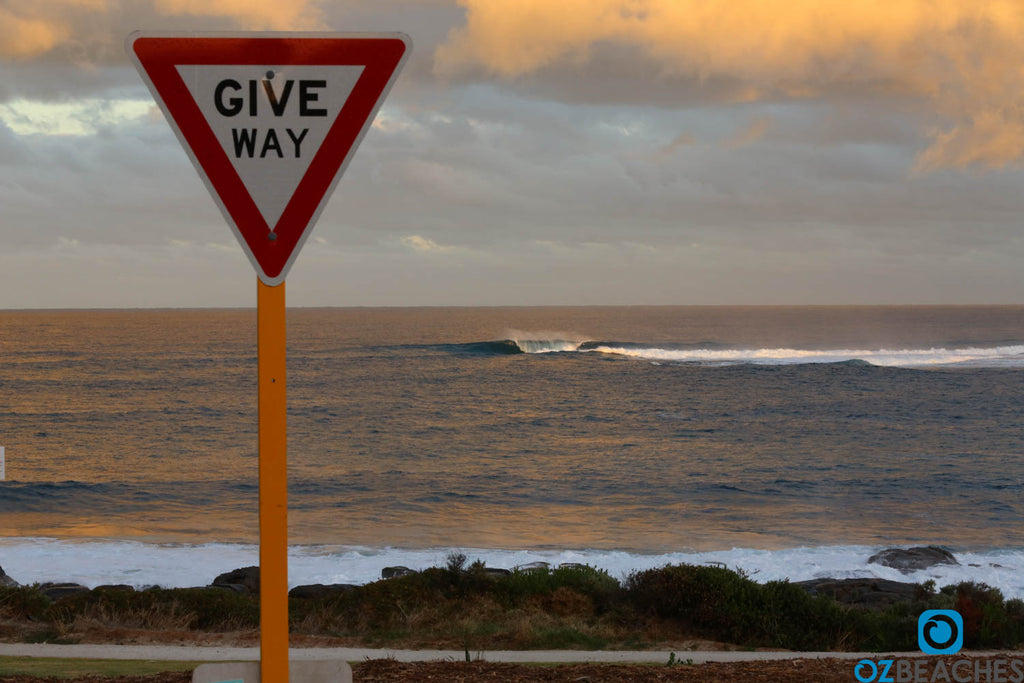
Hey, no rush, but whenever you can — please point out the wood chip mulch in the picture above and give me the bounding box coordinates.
[2,654,1016,682]
[0,676,191,683]
[354,655,1021,682]
[354,658,858,681]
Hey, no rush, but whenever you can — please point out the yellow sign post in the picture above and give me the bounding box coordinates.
[258,279,289,682]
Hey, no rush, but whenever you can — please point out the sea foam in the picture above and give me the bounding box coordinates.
[499,335,1024,367]
[587,344,1024,367]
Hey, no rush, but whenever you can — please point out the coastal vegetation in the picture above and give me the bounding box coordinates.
[1,558,1022,652]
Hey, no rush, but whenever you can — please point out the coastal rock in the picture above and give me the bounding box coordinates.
[483,568,511,577]
[514,562,550,573]
[94,584,135,592]
[213,566,260,594]
[39,582,90,601]
[795,578,920,609]
[868,546,959,574]
[381,566,416,579]
[0,566,19,587]
[211,583,249,593]
[289,583,358,600]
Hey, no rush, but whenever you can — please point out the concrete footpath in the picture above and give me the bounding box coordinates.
[0,643,943,664]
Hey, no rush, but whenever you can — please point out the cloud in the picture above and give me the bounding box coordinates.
[152,0,322,31]
[722,116,771,150]
[915,110,1024,173]
[0,0,323,65]
[0,0,455,104]
[650,131,694,160]
[434,0,1024,170]
[0,5,70,59]
[400,235,455,253]
[0,97,152,135]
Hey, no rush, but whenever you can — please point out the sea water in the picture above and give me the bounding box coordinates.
[1,306,1022,595]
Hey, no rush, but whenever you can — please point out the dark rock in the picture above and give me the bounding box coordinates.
[39,582,90,601]
[483,568,511,577]
[381,566,416,579]
[289,583,358,599]
[0,566,19,588]
[795,578,921,609]
[94,584,135,592]
[210,583,250,593]
[868,546,959,573]
[213,566,260,594]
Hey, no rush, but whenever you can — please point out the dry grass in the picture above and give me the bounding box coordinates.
[67,603,198,632]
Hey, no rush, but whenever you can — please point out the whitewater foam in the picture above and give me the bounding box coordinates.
[2,539,1022,599]
[498,329,1024,366]
[507,330,584,354]
[585,344,1024,368]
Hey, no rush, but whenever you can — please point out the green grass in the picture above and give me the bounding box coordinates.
[0,655,199,678]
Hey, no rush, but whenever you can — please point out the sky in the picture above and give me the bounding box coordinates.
[3,0,1024,308]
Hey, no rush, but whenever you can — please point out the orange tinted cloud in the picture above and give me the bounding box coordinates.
[435,0,1024,170]
[435,0,953,81]
[0,0,321,61]
[0,2,75,58]
[152,0,322,30]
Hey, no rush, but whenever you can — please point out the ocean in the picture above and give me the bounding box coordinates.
[2,306,1023,596]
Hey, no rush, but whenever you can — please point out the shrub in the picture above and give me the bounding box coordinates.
[624,564,855,650]
[625,564,762,641]
[756,580,852,650]
[949,582,1024,649]
[0,585,50,621]
[497,565,620,612]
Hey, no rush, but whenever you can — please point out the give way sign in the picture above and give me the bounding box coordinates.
[128,32,411,285]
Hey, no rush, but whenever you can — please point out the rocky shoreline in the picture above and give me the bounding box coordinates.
[0,545,969,610]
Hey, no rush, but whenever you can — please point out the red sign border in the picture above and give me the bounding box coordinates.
[128,32,410,285]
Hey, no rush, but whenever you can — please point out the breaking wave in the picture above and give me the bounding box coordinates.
[456,339,1024,368]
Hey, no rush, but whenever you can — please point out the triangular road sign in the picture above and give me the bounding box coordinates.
[128,32,410,285]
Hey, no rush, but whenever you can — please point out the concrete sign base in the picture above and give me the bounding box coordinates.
[192,660,352,683]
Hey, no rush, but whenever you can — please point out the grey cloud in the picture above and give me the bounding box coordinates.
[2,115,225,249]
[0,64,141,104]
[321,87,1024,269]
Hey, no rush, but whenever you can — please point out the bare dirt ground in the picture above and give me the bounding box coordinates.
[1,656,1016,682]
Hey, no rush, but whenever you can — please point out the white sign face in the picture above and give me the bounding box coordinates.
[177,65,364,230]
